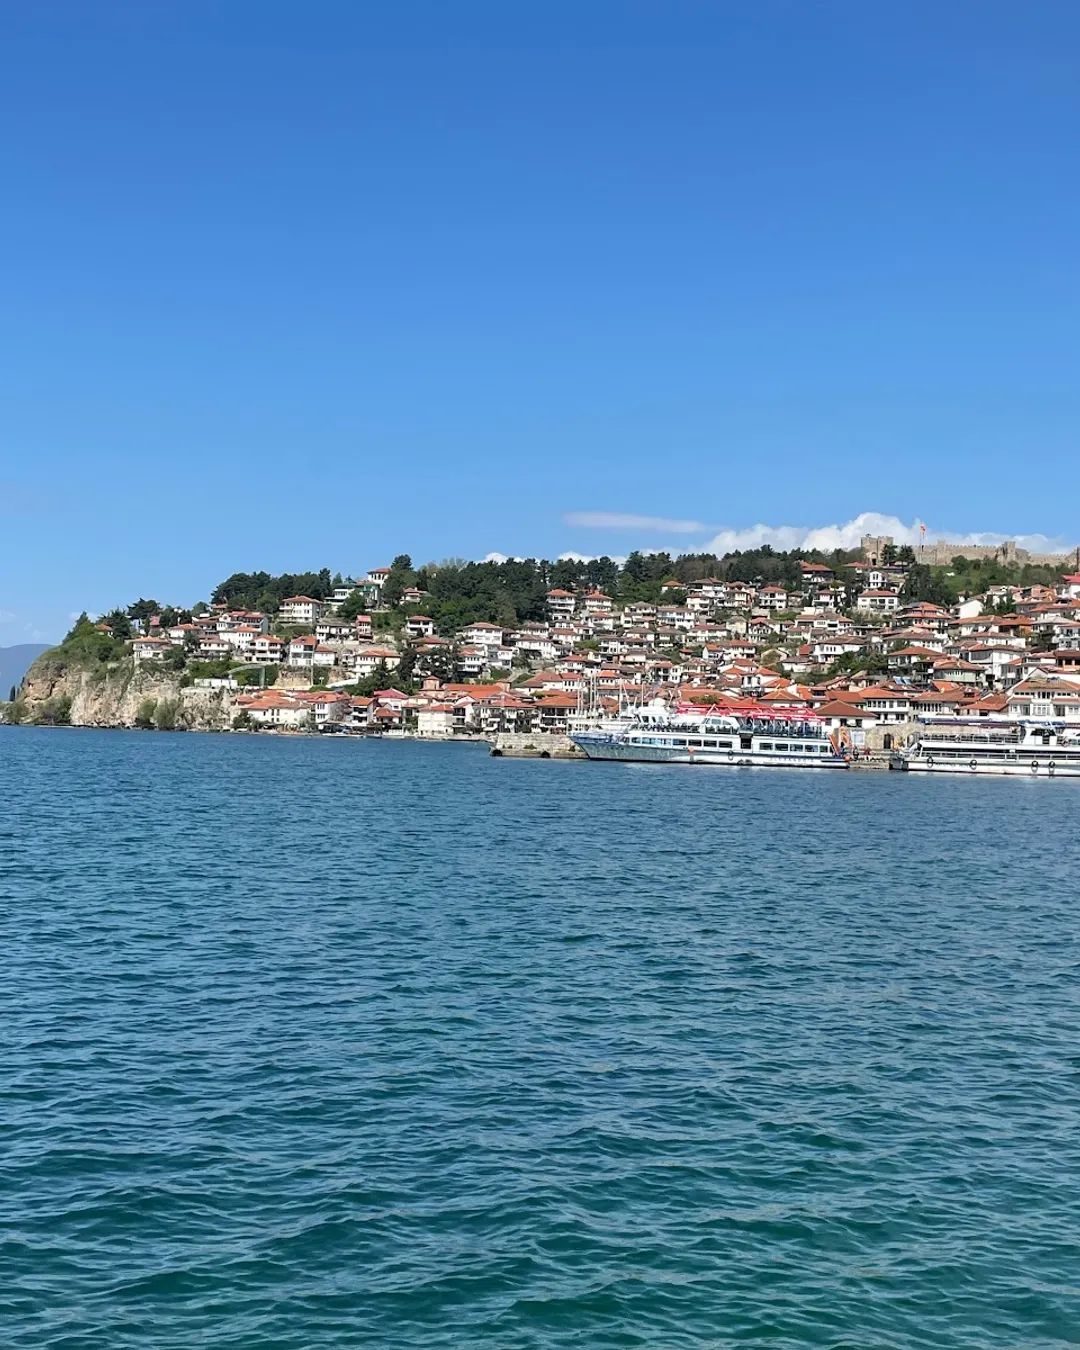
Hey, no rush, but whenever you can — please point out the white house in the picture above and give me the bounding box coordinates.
[223,625,260,653]
[757,586,790,611]
[416,704,456,737]
[287,635,319,668]
[279,595,324,625]
[513,635,558,663]
[855,589,900,614]
[1059,573,1080,601]
[197,634,231,659]
[349,647,401,676]
[460,621,505,648]
[315,620,357,644]
[243,694,312,729]
[132,636,170,663]
[657,605,695,631]
[1007,675,1080,724]
[580,592,614,616]
[546,589,576,619]
[810,638,865,664]
[251,634,285,664]
[310,691,349,726]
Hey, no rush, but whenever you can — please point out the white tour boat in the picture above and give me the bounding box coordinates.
[569,698,848,769]
[892,717,1080,777]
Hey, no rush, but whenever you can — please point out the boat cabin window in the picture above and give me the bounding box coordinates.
[687,738,703,747]
[716,740,732,748]
[670,738,686,747]
[702,739,717,748]
[759,742,773,750]
[774,743,788,751]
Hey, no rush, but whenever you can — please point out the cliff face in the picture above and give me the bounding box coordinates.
[18,655,236,731]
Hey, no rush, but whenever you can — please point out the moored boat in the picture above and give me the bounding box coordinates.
[892,717,1080,777]
[569,698,848,769]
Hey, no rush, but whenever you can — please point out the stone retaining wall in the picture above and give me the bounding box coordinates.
[492,732,586,759]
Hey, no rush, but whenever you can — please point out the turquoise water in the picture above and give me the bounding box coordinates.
[3,727,1080,1349]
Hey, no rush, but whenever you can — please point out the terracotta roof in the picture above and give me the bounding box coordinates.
[815,700,870,718]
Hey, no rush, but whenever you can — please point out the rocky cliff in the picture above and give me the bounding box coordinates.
[15,654,237,731]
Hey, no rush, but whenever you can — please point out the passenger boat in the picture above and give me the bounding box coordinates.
[569,698,848,768]
[891,717,1080,776]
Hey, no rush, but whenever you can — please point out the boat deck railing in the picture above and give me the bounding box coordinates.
[918,731,1022,746]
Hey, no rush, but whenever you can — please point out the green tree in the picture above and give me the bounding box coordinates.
[395,643,419,688]
[135,698,158,728]
[154,699,179,731]
[345,663,393,697]
[420,643,457,684]
[33,695,72,726]
[127,598,161,625]
[235,664,278,687]
[212,569,335,611]
[102,608,133,638]
[901,564,954,607]
[54,614,127,666]
[337,590,370,622]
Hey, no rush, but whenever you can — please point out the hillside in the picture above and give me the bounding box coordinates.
[11,635,236,731]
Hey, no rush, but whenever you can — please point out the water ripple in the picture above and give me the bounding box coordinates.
[2,728,1080,1347]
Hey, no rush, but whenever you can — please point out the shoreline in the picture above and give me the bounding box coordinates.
[9,723,1080,782]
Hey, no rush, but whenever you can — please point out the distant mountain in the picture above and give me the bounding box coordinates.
[0,644,50,699]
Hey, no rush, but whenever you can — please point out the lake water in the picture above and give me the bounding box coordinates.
[3,726,1080,1349]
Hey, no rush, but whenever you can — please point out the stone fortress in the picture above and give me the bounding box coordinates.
[860,533,1077,568]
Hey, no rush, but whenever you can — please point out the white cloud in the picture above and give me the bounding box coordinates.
[701,512,1074,556]
[565,512,709,534]
[0,609,14,624]
[558,551,629,564]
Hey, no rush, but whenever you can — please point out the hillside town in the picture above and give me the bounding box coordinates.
[98,532,1080,747]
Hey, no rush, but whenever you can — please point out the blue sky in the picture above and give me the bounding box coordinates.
[3,1,1079,640]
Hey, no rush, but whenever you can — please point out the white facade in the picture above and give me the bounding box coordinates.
[279,596,323,625]
[856,590,900,614]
